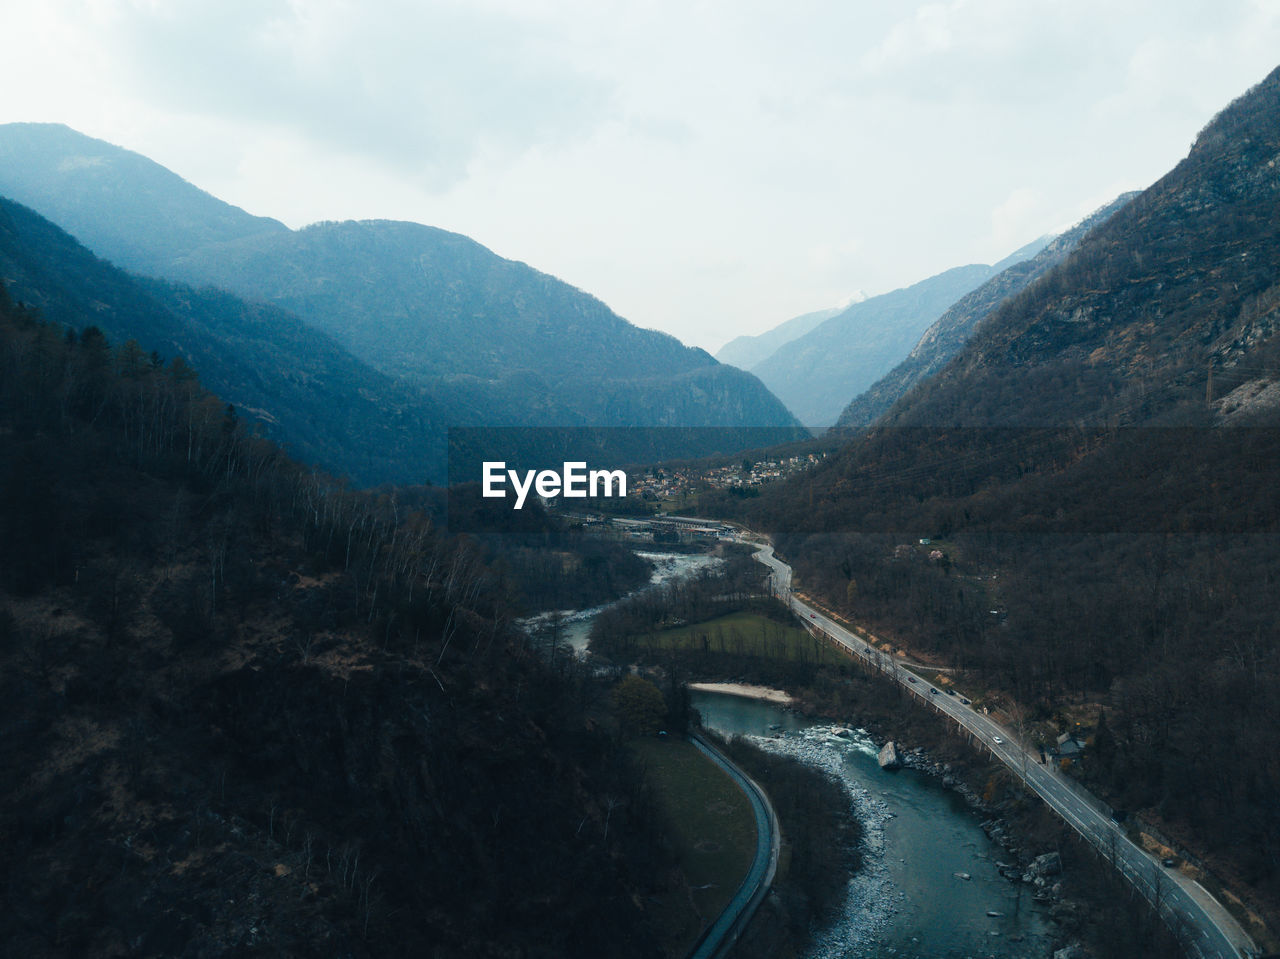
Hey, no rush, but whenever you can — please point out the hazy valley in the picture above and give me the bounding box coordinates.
[2,49,1280,959]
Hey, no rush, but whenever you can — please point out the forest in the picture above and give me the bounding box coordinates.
[0,285,687,957]
[698,385,1280,940]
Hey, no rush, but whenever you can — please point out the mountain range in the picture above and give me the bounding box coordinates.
[835,194,1136,429]
[715,304,844,371]
[4,47,1280,959]
[0,123,804,484]
[741,237,1048,428]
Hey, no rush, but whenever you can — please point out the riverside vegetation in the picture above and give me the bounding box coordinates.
[588,555,867,958]
[591,553,1188,957]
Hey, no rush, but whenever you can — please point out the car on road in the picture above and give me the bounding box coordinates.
[809,613,815,619]
[993,736,1004,744]
[929,688,938,695]
[907,676,916,683]
[946,688,956,695]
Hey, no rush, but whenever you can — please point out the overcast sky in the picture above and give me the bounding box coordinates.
[4,1,1279,353]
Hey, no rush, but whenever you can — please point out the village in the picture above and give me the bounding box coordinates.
[627,450,828,501]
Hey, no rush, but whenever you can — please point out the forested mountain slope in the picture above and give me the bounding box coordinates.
[709,64,1280,937]
[836,195,1134,429]
[168,217,806,433]
[0,286,669,957]
[0,196,449,486]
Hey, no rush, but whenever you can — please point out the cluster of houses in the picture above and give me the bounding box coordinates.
[628,452,826,500]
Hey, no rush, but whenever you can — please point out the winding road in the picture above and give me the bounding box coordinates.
[745,538,1257,959]
[686,731,780,959]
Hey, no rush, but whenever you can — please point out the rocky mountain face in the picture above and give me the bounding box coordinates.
[836,196,1134,429]
[0,124,805,481]
[884,67,1280,430]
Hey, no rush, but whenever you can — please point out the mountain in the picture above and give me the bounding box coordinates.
[0,124,805,474]
[715,304,843,371]
[716,65,1280,929]
[162,218,803,431]
[0,122,287,274]
[0,287,668,956]
[748,241,1045,429]
[883,70,1280,432]
[0,195,450,486]
[170,219,703,385]
[836,198,1134,429]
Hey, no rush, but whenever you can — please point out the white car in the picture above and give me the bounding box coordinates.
[993,736,1004,744]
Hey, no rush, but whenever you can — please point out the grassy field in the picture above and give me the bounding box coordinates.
[636,611,848,665]
[631,737,757,957]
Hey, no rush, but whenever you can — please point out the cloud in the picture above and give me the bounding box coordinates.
[78,0,614,190]
[859,0,1170,108]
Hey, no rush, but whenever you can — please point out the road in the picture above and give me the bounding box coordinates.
[744,539,1257,959]
[687,732,780,959]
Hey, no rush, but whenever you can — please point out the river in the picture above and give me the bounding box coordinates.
[693,690,1058,959]
[525,550,1058,956]
[519,549,724,655]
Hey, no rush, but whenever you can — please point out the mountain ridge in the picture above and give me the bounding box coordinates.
[0,194,450,485]
[749,262,999,427]
[0,124,806,478]
[715,305,842,371]
[166,216,719,386]
[836,197,1135,429]
[0,122,287,273]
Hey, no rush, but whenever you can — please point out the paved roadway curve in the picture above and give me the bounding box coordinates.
[744,538,1256,959]
[687,732,781,959]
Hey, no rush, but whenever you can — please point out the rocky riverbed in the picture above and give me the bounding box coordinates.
[743,724,1061,958]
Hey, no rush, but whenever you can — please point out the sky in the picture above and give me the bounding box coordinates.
[4,1,1280,354]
